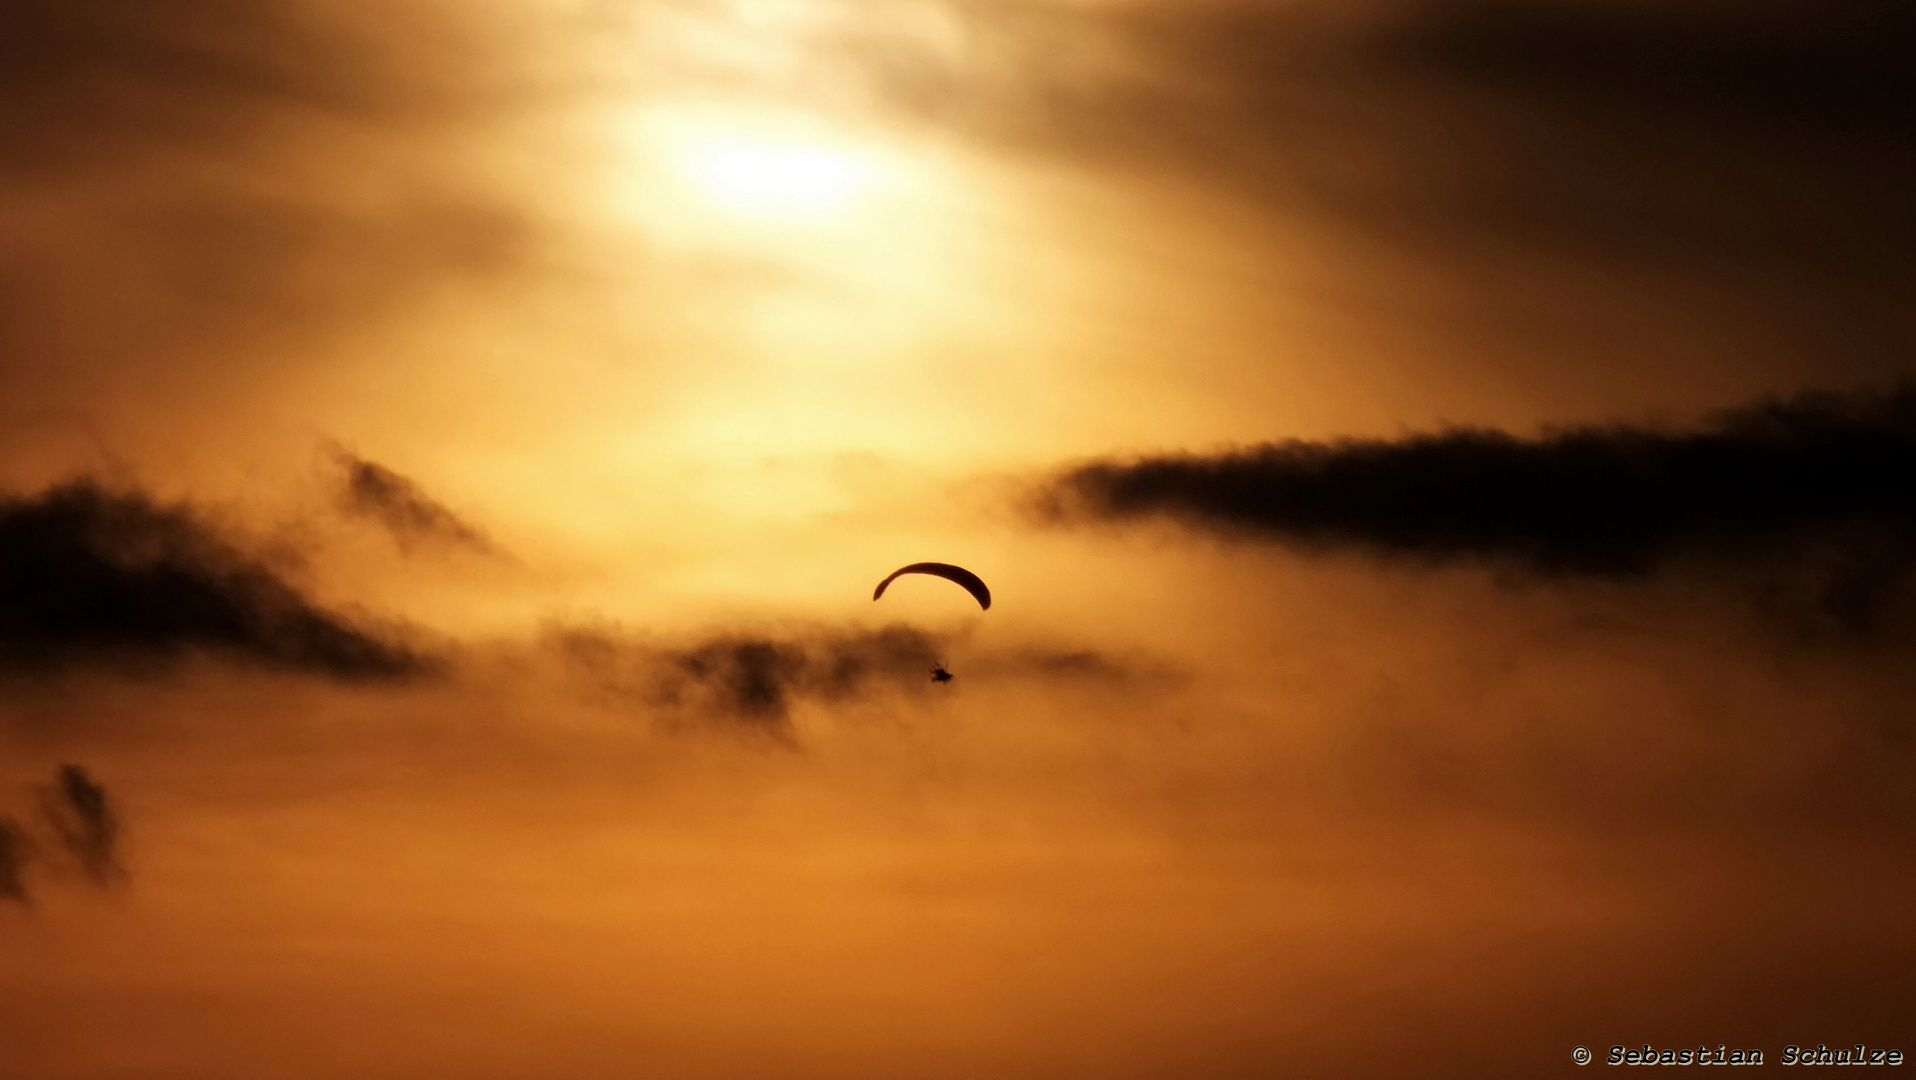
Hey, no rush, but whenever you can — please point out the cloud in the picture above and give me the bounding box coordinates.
[0,817,26,903]
[552,622,1164,740]
[668,637,813,728]
[41,764,120,887]
[328,445,496,555]
[0,479,426,678]
[972,646,1170,688]
[0,0,533,431]
[904,0,1914,270]
[856,0,1916,379]
[0,0,485,178]
[1039,383,1916,620]
[558,624,947,733]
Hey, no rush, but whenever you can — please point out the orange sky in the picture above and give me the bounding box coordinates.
[2,1,1913,1077]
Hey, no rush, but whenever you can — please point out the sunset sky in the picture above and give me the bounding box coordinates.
[2,2,1913,1077]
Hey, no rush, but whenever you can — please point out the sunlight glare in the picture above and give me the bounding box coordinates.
[677,126,881,220]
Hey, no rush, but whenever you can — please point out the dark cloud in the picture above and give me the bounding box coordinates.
[668,637,813,729]
[1393,1,1916,139]
[869,0,1916,377]
[0,816,26,903]
[1374,1,1916,283]
[0,480,426,678]
[559,624,947,733]
[555,624,1161,737]
[1040,383,1916,618]
[328,445,495,555]
[917,0,1915,270]
[41,764,120,887]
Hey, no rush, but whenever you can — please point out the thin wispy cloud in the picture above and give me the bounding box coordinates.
[328,445,497,556]
[557,624,947,733]
[42,764,120,887]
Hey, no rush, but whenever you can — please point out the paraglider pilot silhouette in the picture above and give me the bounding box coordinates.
[872,562,989,683]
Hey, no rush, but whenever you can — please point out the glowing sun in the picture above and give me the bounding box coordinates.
[681,136,877,218]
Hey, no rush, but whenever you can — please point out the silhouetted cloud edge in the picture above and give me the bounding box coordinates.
[1037,383,1916,578]
[0,479,430,679]
[325,442,498,556]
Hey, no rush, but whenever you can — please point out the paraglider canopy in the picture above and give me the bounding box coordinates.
[872,562,991,610]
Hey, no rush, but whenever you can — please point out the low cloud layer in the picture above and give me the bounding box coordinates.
[553,624,1150,736]
[0,480,425,677]
[1042,383,1916,578]
[558,624,947,732]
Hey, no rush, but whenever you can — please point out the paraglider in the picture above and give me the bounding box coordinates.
[873,562,990,684]
[871,562,991,610]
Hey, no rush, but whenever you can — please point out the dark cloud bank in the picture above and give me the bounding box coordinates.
[867,0,1916,385]
[1043,384,1916,622]
[0,480,424,678]
[906,0,1916,279]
